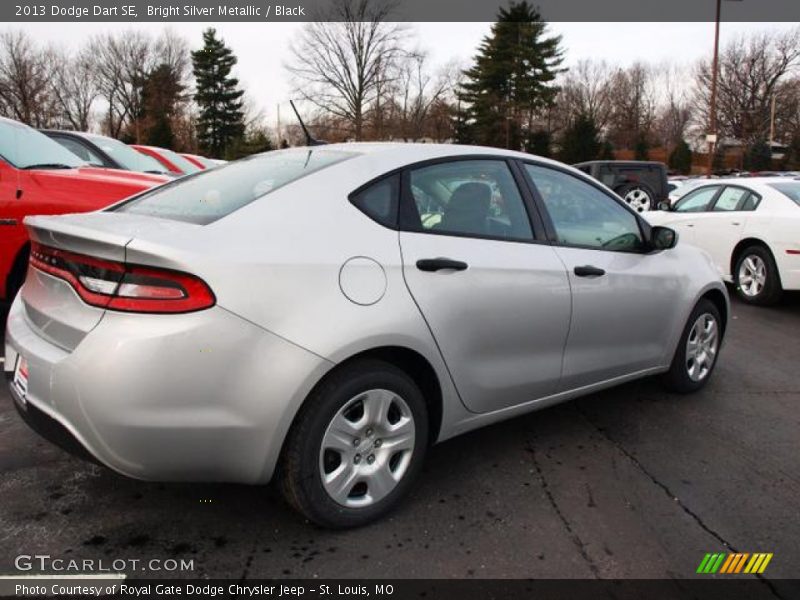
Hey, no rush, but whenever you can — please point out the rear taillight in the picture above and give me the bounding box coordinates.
[29,242,215,314]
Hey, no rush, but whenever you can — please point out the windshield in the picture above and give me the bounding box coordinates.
[114,148,356,224]
[147,147,202,174]
[768,182,800,206]
[0,119,85,169]
[84,134,168,174]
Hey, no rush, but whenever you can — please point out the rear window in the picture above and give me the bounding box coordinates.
[114,148,356,224]
[768,182,800,206]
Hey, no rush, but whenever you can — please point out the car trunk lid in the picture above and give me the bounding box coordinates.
[21,213,201,351]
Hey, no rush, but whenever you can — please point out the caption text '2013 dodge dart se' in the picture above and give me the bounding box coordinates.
[5,144,728,528]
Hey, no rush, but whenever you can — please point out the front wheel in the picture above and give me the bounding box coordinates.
[278,359,428,528]
[662,299,723,394]
[733,246,782,306]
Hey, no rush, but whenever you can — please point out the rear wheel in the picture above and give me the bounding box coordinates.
[662,299,722,394]
[279,359,428,528]
[733,245,782,306]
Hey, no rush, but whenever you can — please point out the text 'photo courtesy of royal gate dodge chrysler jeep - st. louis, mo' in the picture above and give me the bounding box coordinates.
[4,140,728,528]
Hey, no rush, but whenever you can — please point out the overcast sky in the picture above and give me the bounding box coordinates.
[14,21,798,129]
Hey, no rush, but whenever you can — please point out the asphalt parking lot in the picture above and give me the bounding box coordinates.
[0,294,798,591]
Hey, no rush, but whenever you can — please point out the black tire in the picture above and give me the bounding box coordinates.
[616,183,656,213]
[278,358,428,529]
[733,245,782,306]
[662,299,723,394]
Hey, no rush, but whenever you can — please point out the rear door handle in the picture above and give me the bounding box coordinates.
[574,265,605,277]
[416,258,468,272]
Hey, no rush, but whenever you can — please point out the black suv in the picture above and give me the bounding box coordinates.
[574,161,669,213]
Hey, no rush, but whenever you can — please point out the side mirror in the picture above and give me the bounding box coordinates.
[651,226,678,250]
[657,201,671,211]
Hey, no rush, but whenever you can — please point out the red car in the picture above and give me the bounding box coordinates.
[0,118,169,303]
[180,153,215,170]
[131,145,203,176]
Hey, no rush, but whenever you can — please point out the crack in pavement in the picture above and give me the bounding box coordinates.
[575,404,786,600]
[525,432,600,578]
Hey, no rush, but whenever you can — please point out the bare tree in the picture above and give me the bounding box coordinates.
[50,46,100,130]
[606,62,657,149]
[693,27,800,145]
[285,0,406,140]
[556,59,614,130]
[0,30,54,127]
[90,29,191,142]
[653,62,693,151]
[386,50,449,141]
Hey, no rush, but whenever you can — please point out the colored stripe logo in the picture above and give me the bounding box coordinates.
[697,553,773,574]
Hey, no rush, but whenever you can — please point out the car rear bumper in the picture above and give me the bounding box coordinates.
[4,294,333,484]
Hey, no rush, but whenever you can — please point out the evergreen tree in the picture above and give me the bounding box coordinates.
[743,138,772,171]
[142,63,184,149]
[559,114,601,164]
[782,134,800,170]
[598,139,615,160]
[192,28,245,158]
[228,127,275,159]
[668,140,693,175]
[458,1,563,149]
[634,132,650,160]
[525,129,551,157]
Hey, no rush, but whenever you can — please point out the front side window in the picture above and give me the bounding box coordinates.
[115,148,356,225]
[714,186,750,211]
[674,186,719,212]
[525,164,644,252]
[406,160,533,241]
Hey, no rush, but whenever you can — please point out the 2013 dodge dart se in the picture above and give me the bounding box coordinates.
[5,144,729,527]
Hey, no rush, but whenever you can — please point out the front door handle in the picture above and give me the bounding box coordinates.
[574,265,605,277]
[416,258,469,272]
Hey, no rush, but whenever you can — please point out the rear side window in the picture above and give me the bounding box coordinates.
[114,148,356,225]
[714,187,749,211]
[350,174,399,228]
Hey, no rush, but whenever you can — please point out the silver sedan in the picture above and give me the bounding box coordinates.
[5,144,728,527]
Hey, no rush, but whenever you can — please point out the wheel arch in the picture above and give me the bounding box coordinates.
[730,237,777,280]
[283,345,444,454]
[700,288,728,337]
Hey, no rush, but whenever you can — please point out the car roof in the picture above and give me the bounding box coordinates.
[300,142,583,173]
[678,177,798,193]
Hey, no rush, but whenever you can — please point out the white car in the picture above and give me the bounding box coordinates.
[646,177,800,305]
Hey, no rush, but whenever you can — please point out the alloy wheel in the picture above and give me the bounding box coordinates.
[319,389,415,508]
[685,313,719,382]
[738,254,767,298]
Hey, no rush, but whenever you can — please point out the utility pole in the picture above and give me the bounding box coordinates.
[769,94,776,145]
[706,0,722,177]
[276,103,281,144]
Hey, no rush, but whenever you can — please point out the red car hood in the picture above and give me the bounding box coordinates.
[28,166,170,187]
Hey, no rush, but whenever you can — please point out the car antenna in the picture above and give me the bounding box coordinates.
[289,100,326,147]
